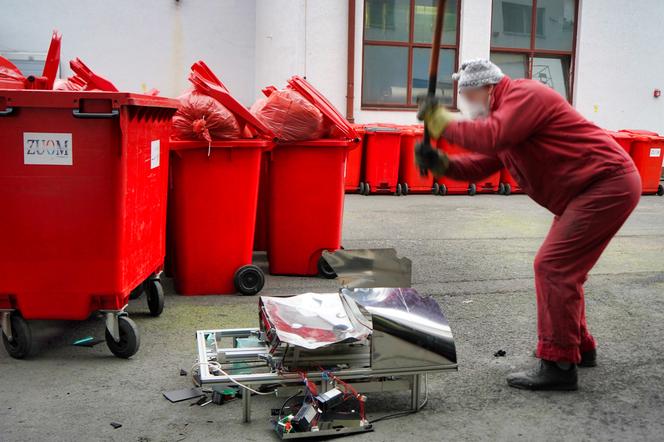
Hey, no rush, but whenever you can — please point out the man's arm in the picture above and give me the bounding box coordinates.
[446,153,503,182]
[444,86,549,154]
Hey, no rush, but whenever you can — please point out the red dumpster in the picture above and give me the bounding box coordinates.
[398,125,437,194]
[0,89,178,359]
[362,125,402,195]
[436,139,474,195]
[267,76,359,277]
[169,65,275,295]
[625,130,664,195]
[499,169,523,195]
[607,130,634,155]
[345,124,365,193]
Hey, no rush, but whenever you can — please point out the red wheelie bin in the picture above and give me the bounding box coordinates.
[0,89,178,359]
[607,130,634,155]
[169,64,275,295]
[436,139,474,195]
[399,126,437,195]
[361,125,402,195]
[267,76,359,277]
[345,124,365,193]
[626,130,664,195]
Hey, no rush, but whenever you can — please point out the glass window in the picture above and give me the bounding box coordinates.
[413,0,458,44]
[364,0,411,41]
[411,48,456,105]
[362,45,409,104]
[490,0,577,102]
[535,0,575,51]
[362,0,461,108]
[491,0,532,49]
[533,56,570,99]
[490,52,527,79]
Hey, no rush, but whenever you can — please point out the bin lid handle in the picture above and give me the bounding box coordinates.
[188,70,276,140]
[287,75,358,140]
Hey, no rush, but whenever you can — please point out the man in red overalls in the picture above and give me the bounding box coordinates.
[417,59,641,390]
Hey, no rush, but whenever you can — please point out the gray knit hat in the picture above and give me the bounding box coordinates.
[452,59,504,91]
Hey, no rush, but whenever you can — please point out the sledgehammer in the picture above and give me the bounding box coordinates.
[417,0,447,176]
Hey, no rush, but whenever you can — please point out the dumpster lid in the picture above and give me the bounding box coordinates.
[287,75,358,140]
[618,129,662,141]
[0,89,179,110]
[189,63,276,140]
[42,30,61,89]
[69,58,119,92]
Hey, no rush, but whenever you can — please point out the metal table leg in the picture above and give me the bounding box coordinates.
[242,387,251,423]
[411,374,421,411]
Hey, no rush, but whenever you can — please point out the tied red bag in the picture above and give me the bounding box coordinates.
[250,88,326,141]
[171,90,241,142]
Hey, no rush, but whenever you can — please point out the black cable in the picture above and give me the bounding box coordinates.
[368,395,428,424]
[278,390,303,421]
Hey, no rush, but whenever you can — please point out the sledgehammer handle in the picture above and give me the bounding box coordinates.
[418,0,447,176]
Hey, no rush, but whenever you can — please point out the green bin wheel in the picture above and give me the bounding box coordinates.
[2,313,32,359]
[106,316,140,359]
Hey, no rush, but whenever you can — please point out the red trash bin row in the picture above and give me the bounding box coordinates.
[607,129,664,195]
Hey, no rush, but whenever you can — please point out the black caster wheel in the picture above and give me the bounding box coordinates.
[439,184,448,196]
[318,256,337,279]
[395,183,403,196]
[106,316,140,359]
[504,183,512,196]
[364,183,371,195]
[468,183,477,196]
[498,183,505,195]
[657,184,664,196]
[146,279,164,317]
[234,265,265,295]
[359,182,365,195]
[403,183,409,195]
[432,183,440,195]
[2,313,32,359]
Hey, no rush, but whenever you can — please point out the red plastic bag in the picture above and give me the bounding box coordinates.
[53,78,83,91]
[171,90,241,142]
[251,88,325,141]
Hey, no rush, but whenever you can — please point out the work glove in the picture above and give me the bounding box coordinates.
[417,95,453,139]
[415,142,449,178]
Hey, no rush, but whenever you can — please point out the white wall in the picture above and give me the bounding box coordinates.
[574,0,664,133]
[0,0,257,104]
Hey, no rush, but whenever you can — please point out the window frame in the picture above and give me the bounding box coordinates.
[361,0,462,110]
[490,0,579,102]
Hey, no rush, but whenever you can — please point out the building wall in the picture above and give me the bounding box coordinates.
[0,0,257,104]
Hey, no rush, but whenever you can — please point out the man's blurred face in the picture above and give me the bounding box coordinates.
[460,85,493,119]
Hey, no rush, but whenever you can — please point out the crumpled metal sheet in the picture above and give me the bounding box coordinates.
[342,287,457,364]
[260,293,372,350]
[321,249,412,288]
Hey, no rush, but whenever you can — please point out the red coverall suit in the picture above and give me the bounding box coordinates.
[443,76,641,364]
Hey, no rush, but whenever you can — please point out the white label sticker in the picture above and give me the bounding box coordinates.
[150,140,160,169]
[650,148,661,158]
[23,132,73,166]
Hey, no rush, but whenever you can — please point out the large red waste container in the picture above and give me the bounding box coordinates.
[362,126,402,195]
[436,139,474,195]
[499,168,523,195]
[398,126,437,194]
[169,66,275,295]
[344,124,365,193]
[0,89,178,359]
[626,131,664,195]
[607,130,634,155]
[267,76,359,277]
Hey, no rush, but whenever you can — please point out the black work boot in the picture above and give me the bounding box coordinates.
[532,348,597,368]
[506,360,578,391]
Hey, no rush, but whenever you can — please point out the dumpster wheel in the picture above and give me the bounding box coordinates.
[468,183,477,196]
[359,182,366,195]
[432,183,440,195]
[105,316,140,359]
[658,184,663,196]
[504,183,512,196]
[318,256,338,279]
[1,313,32,359]
[403,183,409,195]
[234,265,265,296]
[395,183,403,196]
[146,279,165,317]
[439,184,448,196]
[498,183,505,195]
